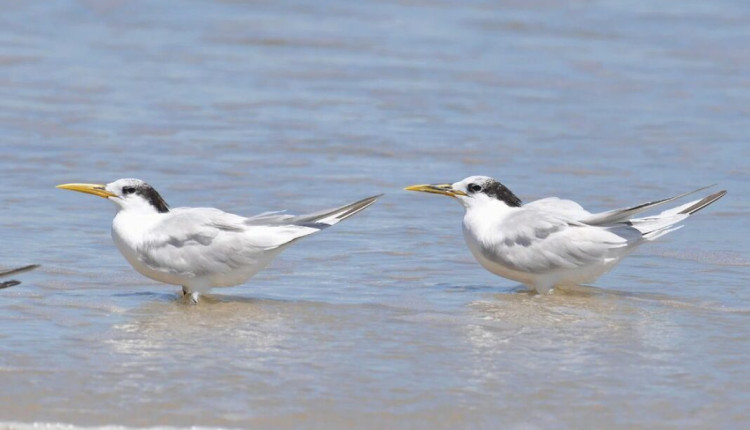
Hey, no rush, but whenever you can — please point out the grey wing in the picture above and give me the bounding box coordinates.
[244,194,381,228]
[480,210,635,274]
[136,208,316,277]
[134,195,381,277]
[580,185,716,226]
[238,194,381,249]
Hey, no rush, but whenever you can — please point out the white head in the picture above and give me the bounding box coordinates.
[405,175,522,210]
[57,178,170,214]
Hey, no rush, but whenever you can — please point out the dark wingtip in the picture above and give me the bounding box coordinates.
[0,280,20,289]
[0,264,40,278]
[0,264,37,289]
[680,190,727,215]
[336,194,382,220]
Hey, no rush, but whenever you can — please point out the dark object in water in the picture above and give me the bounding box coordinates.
[0,280,20,289]
[0,264,39,289]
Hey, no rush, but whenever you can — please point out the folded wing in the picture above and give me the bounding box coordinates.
[480,210,634,274]
[134,195,381,277]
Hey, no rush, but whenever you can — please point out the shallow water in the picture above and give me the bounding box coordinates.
[1,0,749,429]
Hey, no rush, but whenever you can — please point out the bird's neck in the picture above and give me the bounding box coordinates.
[463,200,517,237]
[112,196,168,215]
[112,209,166,243]
[465,197,516,215]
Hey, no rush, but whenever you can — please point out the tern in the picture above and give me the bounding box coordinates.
[406,176,726,294]
[57,179,380,302]
[0,264,39,289]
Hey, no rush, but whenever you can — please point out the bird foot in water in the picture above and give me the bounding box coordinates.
[181,286,201,304]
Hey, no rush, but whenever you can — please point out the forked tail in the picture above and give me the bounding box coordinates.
[631,189,727,240]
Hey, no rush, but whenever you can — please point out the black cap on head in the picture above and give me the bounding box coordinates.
[116,178,170,213]
[465,177,522,207]
[137,184,170,213]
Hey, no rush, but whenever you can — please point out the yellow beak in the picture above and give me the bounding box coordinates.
[56,183,117,198]
[404,183,467,197]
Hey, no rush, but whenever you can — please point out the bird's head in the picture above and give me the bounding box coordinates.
[405,175,522,210]
[57,178,170,214]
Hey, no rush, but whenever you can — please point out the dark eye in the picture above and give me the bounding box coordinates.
[123,186,136,195]
[468,183,482,193]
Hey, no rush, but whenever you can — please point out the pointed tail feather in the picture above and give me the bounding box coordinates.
[0,264,39,278]
[0,264,39,289]
[582,185,717,226]
[641,224,684,240]
[628,189,726,239]
[679,190,727,215]
[290,194,382,228]
[242,195,382,249]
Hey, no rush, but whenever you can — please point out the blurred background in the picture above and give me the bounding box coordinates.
[0,1,748,429]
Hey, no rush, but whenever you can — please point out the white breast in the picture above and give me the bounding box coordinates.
[461,217,534,285]
[111,211,186,286]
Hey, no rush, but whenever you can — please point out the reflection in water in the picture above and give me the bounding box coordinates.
[459,287,742,415]
[108,295,291,360]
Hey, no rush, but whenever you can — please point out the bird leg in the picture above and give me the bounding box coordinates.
[181,286,201,304]
[532,283,555,295]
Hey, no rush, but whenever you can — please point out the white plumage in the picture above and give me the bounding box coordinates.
[406,176,726,293]
[58,178,380,302]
